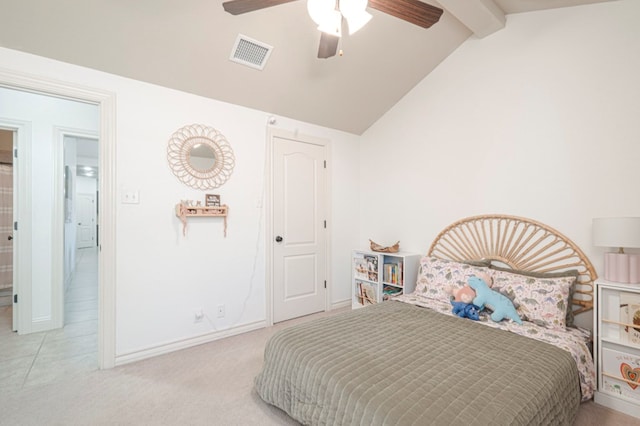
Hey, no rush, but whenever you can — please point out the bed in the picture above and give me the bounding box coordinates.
[255,215,597,425]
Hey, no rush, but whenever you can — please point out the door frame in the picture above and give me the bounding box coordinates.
[265,127,332,326]
[0,68,117,369]
[53,127,99,329]
[0,119,31,333]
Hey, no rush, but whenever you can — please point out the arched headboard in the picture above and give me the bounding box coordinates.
[427,214,597,314]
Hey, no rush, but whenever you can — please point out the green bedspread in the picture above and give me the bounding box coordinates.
[255,301,581,425]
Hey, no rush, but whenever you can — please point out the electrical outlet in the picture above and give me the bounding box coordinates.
[194,309,204,323]
[217,304,225,318]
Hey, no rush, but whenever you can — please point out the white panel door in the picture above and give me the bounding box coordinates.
[76,193,96,248]
[272,135,326,323]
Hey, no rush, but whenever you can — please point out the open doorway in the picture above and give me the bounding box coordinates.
[63,135,99,334]
[0,71,116,373]
[0,95,102,387]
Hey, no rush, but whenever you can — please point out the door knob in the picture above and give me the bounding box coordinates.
[7,235,12,241]
[275,236,283,242]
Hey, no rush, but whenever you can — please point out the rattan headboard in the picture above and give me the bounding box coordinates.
[427,214,596,315]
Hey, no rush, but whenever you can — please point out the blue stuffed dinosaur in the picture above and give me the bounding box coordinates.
[468,276,523,324]
[450,300,482,321]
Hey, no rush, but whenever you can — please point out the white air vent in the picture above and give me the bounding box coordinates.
[230,34,273,70]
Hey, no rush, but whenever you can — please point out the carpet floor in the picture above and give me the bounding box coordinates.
[2,308,639,426]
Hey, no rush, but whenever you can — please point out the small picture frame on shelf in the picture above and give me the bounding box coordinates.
[621,292,640,345]
[205,194,220,207]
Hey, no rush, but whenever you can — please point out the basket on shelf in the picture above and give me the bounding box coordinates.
[369,239,400,253]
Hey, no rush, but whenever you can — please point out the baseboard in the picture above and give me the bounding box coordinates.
[0,295,11,307]
[115,319,268,366]
[331,299,351,310]
[594,391,640,419]
[115,303,350,367]
[30,316,54,333]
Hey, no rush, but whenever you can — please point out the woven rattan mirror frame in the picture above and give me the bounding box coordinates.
[167,123,235,190]
[428,214,596,315]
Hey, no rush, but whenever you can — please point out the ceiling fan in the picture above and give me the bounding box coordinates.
[222,0,443,59]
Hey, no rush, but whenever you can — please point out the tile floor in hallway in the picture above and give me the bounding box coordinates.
[0,247,98,394]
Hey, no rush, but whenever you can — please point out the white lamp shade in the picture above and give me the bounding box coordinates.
[344,11,371,34]
[340,0,371,34]
[317,10,342,36]
[592,217,640,249]
[308,0,372,37]
[339,0,368,15]
[307,0,335,26]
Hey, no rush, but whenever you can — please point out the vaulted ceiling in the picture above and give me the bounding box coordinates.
[0,0,616,134]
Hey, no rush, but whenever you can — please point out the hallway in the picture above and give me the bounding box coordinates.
[0,247,98,393]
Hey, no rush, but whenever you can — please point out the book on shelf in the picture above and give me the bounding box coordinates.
[382,285,402,301]
[621,292,640,345]
[353,253,368,280]
[383,262,403,286]
[602,348,640,401]
[357,281,377,306]
[364,254,378,281]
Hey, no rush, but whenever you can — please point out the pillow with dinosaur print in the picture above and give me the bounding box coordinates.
[414,256,491,302]
[490,268,576,330]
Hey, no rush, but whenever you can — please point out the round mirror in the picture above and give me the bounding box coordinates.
[188,142,216,172]
[167,124,235,190]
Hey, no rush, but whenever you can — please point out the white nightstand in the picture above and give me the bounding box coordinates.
[593,279,640,418]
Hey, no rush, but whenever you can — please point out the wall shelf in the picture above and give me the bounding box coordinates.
[175,203,228,237]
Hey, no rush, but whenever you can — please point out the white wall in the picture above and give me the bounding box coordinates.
[359,0,640,328]
[0,47,360,359]
[76,176,97,194]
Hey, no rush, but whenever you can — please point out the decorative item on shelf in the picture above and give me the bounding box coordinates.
[175,202,229,237]
[167,124,235,190]
[593,217,640,283]
[369,239,400,253]
[205,193,221,207]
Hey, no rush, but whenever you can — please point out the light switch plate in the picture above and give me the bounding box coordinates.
[122,191,140,204]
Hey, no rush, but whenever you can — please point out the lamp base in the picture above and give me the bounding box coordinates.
[604,253,640,283]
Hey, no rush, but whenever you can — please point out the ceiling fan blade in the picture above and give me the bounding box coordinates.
[222,0,298,15]
[317,33,339,59]
[369,0,443,28]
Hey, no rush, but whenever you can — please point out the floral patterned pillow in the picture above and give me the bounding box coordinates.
[490,268,576,330]
[414,256,491,302]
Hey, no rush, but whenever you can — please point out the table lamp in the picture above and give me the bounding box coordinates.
[592,217,640,283]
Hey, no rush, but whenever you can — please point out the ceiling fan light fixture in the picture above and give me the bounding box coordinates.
[344,11,371,35]
[317,10,342,37]
[340,0,371,34]
[339,0,367,15]
[307,0,334,26]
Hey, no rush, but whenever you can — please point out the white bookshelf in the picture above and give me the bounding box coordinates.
[352,250,420,309]
[593,279,640,419]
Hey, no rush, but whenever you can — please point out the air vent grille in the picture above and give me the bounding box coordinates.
[230,35,273,70]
